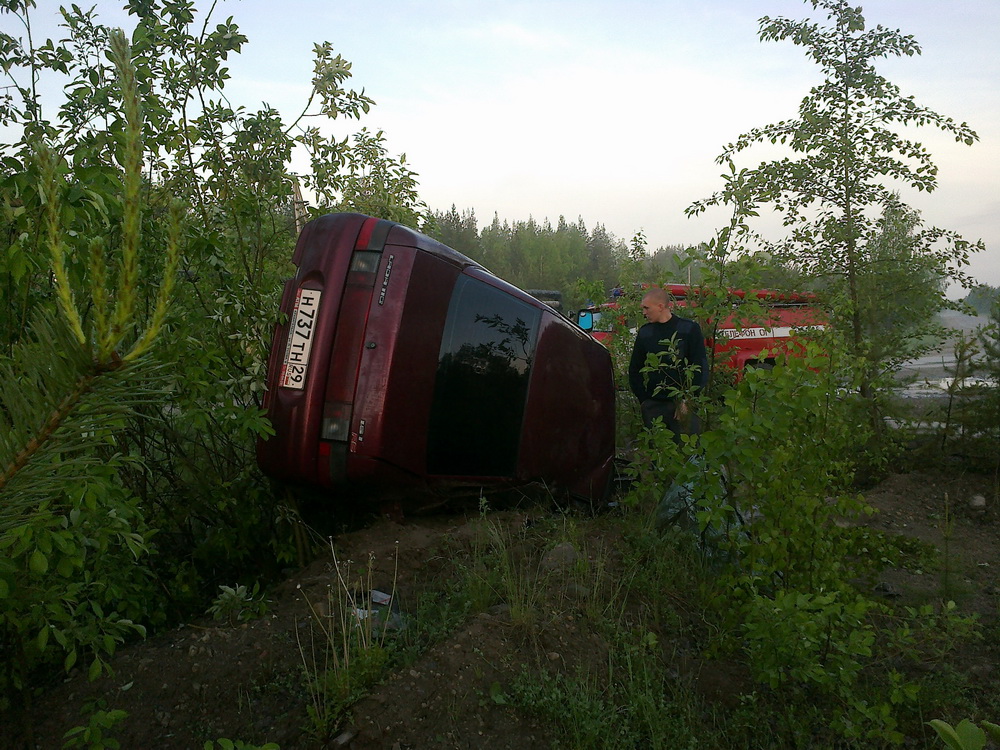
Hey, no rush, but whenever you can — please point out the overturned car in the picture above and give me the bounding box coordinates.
[258,213,615,508]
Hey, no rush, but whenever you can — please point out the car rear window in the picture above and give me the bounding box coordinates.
[427,275,541,476]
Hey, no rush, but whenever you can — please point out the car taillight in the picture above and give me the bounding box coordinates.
[348,250,381,283]
[321,401,353,441]
[320,400,351,483]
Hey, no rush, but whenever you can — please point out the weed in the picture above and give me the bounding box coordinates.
[295,541,400,742]
[573,536,631,624]
[488,518,544,627]
[460,514,545,627]
[207,583,268,627]
[941,492,957,600]
[202,740,280,750]
[507,634,702,749]
[62,699,127,750]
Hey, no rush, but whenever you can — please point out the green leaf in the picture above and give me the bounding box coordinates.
[928,719,985,750]
[56,556,76,577]
[955,720,988,750]
[36,626,49,651]
[489,681,508,705]
[29,548,48,575]
[52,628,68,647]
[982,722,1000,743]
[63,726,86,741]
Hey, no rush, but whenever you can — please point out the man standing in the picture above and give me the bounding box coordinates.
[628,287,709,436]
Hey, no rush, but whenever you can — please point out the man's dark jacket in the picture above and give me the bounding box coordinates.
[628,315,709,402]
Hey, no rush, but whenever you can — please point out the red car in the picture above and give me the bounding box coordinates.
[258,213,616,508]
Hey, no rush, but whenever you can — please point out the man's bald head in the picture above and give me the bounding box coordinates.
[640,287,672,324]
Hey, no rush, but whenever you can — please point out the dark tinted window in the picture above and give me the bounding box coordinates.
[428,276,541,476]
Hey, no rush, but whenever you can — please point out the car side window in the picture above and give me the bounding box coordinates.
[427,276,541,476]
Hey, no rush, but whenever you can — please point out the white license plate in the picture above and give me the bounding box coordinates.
[279,287,323,389]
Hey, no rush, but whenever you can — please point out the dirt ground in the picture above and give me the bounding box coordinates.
[15,468,1000,749]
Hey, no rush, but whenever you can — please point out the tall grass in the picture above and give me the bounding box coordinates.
[295,542,399,742]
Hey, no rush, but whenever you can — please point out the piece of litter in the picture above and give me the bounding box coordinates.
[371,590,392,605]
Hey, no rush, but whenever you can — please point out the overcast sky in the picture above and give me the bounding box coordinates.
[12,1,1000,286]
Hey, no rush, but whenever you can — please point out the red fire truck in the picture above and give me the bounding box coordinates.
[576,284,825,371]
